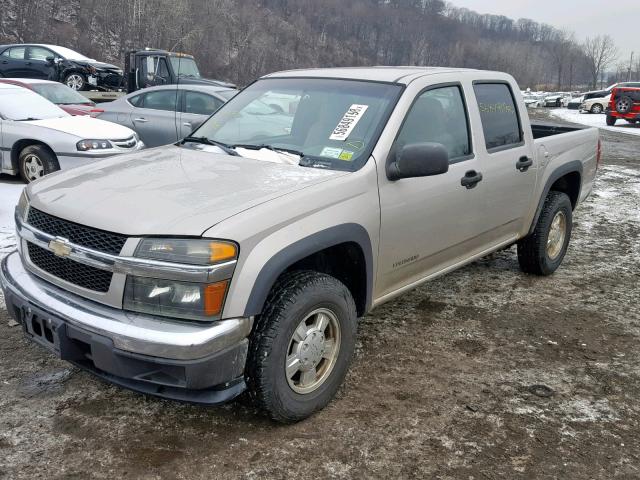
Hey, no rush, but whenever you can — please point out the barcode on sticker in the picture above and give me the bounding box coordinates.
[330,104,368,141]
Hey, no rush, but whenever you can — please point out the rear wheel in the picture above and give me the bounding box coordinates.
[517,191,572,276]
[18,145,60,183]
[246,270,357,423]
[590,103,603,114]
[606,115,617,126]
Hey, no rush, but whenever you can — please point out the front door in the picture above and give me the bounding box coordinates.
[24,46,55,79]
[179,90,224,139]
[377,83,486,299]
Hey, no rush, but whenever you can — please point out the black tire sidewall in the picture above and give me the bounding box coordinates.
[538,193,573,275]
[250,273,357,422]
[18,145,59,183]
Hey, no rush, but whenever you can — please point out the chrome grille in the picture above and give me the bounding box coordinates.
[27,243,112,293]
[113,136,137,149]
[26,208,127,255]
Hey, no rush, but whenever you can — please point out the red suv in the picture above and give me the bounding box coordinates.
[606,87,640,126]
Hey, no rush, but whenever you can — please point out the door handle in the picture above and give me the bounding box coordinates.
[461,170,483,189]
[1,60,8,64]
[182,122,192,127]
[516,156,533,172]
[25,61,32,65]
[133,117,148,123]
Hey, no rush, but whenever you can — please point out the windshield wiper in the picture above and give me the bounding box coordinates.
[181,136,239,156]
[231,143,305,158]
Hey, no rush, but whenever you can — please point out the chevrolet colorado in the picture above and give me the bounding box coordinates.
[1,67,600,422]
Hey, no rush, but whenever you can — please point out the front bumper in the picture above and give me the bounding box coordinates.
[1,251,251,404]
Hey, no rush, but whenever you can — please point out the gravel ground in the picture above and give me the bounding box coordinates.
[1,110,639,479]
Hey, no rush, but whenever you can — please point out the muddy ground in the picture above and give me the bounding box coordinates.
[1,110,639,479]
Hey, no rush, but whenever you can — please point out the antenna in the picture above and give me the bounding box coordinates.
[173,36,182,144]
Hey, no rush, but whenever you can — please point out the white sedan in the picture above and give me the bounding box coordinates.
[0,83,143,182]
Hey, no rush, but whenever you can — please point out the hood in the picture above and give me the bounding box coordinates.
[79,60,121,72]
[27,145,346,236]
[25,116,135,139]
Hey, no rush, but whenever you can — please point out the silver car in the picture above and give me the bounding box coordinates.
[0,83,142,182]
[97,84,237,147]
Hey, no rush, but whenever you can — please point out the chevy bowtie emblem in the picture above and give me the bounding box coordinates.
[49,237,72,257]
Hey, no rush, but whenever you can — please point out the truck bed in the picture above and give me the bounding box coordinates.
[531,122,584,139]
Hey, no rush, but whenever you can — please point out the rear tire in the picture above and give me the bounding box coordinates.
[18,145,60,183]
[246,270,357,423]
[517,191,572,276]
[590,103,603,114]
[606,115,617,126]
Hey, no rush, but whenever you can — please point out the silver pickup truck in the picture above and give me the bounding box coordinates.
[1,67,599,422]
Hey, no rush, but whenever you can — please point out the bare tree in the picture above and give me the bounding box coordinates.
[583,35,619,89]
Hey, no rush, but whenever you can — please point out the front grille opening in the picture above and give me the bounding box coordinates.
[43,324,54,343]
[27,208,127,255]
[31,317,42,336]
[28,243,113,293]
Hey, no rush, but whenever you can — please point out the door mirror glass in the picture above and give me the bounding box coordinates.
[387,142,449,180]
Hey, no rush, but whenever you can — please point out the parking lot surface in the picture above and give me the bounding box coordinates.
[1,111,639,479]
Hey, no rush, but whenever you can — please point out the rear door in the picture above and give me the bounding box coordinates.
[179,90,224,139]
[0,46,29,77]
[25,46,54,79]
[471,81,536,242]
[130,89,180,147]
[376,82,486,298]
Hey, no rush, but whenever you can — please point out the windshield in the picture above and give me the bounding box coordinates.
[192,77,402,171]
[0,88,68,120]
[49,46,91,61]
[31,83,93,105]
[170,57,201,78]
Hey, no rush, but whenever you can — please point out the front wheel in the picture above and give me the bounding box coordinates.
[64,72,86,91]
[18,145,60,183]
[517,191,572,276]
[246,271,357,423]
[590,103,603,114]
[606,115,617,126]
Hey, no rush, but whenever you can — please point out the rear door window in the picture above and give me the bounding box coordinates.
[184,91,223,115]
[139,90,178,111]
[473,83,522,151]
[5,47,26,59]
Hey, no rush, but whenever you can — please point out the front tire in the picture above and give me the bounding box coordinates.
[18,145,60,183]
[64,72,86,91]
[246,271,357,423]
[517,191,572,276]
[590,103,603,114]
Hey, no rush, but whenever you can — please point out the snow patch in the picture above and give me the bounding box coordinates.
[0,177,24,259]
[549,109,640,137]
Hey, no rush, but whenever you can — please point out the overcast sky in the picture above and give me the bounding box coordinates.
[451,0,637,66]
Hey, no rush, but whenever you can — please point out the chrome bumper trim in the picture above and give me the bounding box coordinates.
[16,213,236,283]
[1,252,252,360]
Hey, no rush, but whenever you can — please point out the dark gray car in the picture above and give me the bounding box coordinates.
[97,84,237,147]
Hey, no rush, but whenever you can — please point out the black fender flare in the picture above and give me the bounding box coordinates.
[527,160,583,235]
[243,223,374,317]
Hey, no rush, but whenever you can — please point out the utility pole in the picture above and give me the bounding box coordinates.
[629,52,635,81]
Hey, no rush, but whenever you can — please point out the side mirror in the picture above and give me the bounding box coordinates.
[45,56,55,63]
[387,142,449,181]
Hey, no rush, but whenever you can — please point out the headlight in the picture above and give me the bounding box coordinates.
[124,277,229,321]
[16,189,29,221]
[123,238,238,321]
[135,238,237,265]
[77,139,113,151]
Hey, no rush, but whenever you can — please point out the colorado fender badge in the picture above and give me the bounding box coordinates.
[49,237,72,258]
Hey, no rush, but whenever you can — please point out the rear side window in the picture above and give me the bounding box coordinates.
[128,94,143,107]
[395,85,471,161]
[139,90,177,111]
[3,47,26,59]
[184,91,223,115]
[474,83,522,151]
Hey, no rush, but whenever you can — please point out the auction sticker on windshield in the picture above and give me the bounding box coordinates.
[330,104,368,141]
